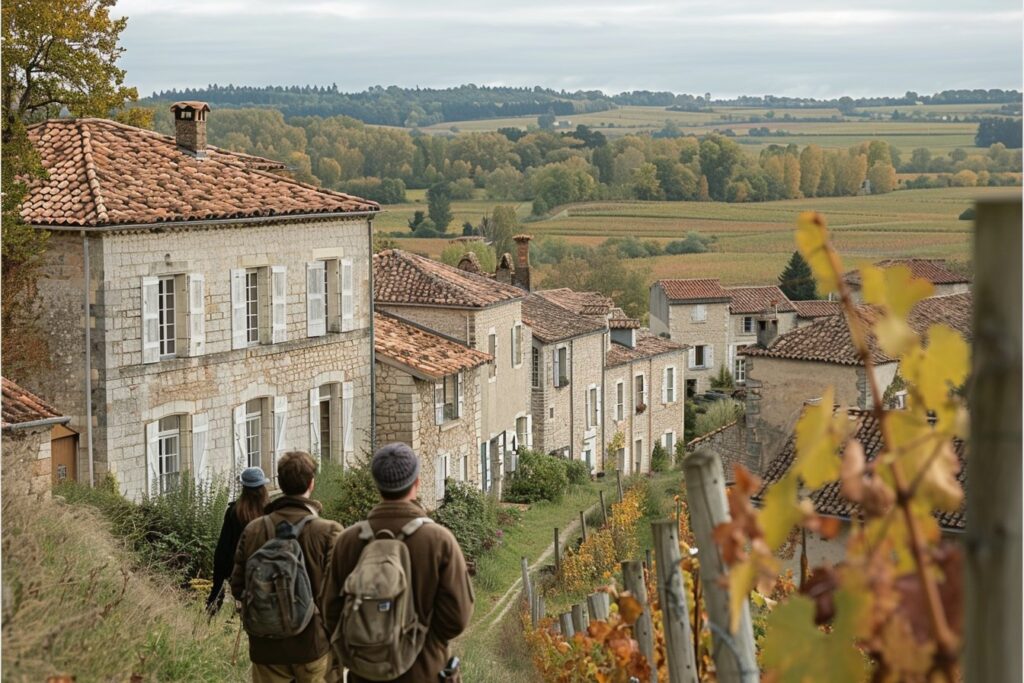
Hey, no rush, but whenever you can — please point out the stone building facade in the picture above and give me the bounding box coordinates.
[649,279,731,395]
[18,112,379,500]
[724,286,797,385]
[1,377,72,500]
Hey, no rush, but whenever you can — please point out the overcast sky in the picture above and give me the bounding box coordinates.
[115,0,1022,98]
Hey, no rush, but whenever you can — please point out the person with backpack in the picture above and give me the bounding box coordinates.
[323,443,474,683]
[230,451,343,683]
[206,467,271,616]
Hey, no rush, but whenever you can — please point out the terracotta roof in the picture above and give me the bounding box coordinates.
[792,300,843,319]
[606,331,686,368]
[2,377,67,429]
[22,118,378,228]
[726,286,797,315]
[374,313,492,380]
[754,409,966,531]
[741,307,892,366]
[535,289,614,318]
[608,317,641,330]
[657,278,731,302]
[374,249,524,308]
[908,292,973,343]
[521,294,605,344]
[845,259,969,287]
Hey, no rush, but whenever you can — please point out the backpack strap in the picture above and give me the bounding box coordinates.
[397,517,433,541]
[291,515,317,538]
[353,517,433,542]
[354,520,375,541]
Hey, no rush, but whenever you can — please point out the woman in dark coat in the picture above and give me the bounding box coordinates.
[206,466,270,614]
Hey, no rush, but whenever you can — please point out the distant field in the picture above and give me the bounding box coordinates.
[377,186,1020,287]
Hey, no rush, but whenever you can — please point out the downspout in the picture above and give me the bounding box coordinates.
[367,217,376,454]
[600,334,606,473]
[82,232,95,486]
[648,356,654,472]
[568,338,574,460]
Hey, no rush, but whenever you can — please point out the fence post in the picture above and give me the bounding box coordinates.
[616,469,624,502]
[652,520,699,683]
[599,489,609,527]
[644,547,653,572]
[966,196,1022,683]
[579,510,588,543]
[553,527,561,575]
[559,612,575,638]
[587,592,610,621]
[521,556,533,613]
[622,560,657,683]
[683,447,758,683]
[571,603,587,633]
[535,594,545,627]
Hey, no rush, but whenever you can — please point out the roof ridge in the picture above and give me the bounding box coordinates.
[77,120,109,223]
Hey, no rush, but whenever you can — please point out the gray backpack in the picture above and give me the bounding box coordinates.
[331,518,432,681]
[241,514,317,639]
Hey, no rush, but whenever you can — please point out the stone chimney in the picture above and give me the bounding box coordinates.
[512,234,532,291]
[170,101,210,158]
[756,316,779,348]
[457,251,482,274]
[495,253,514,284]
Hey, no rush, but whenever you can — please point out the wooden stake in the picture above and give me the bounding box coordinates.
[587,592,610,621]
[616,469,624,502]
[571,603,587,633]
[559,612,574,638]
[622,560,657,683]
[579,510,588,543]
[553,527,561,575]
[521,556,533,613]
[599,489,609,527]
[652,520,698,683]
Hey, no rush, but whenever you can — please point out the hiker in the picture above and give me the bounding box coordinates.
[230,451,342,683]
[324,443,474,683]
[206,466,271,615]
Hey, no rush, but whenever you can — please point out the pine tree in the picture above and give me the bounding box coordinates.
[778,251,817,300]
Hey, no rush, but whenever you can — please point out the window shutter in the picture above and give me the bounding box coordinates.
[688,347,696,369]
[271,266,288,343]
[274,396,288,472]
[187,274,205,356]
[480,441,489,492]
[231,269,247,350]
[434,381,445,425]
[585,389,592,429]
[707,345,714,369]
[342,381,354,455]
[309,388,322,465]
[306,261,326,337]
[596,385,601,425]
[435,454,446,503]
[663,368,669,403]
[141,277,160,363]
[146,420,159,496]
[525,414,533,448]
[510,327,515,366]
[341,258,354,332]
[457,372,464,419]
[192,413,209,484]
[232,404,246,491]
[552,348,560,387]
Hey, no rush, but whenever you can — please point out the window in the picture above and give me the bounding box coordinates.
[615,381,624,421]
[742,316,754,333]
[157,415,181,494]
[691,304,707,322]
[516,416,530,450]
[435,373,463,424]
[488,332,497,380]
[235,396,287,483]
[686,379,698,398]
[311,383,344,463]
[735,357,746,383]
[232,266,285,349]
[589,387,599,428]
[549,407,554,419]
[634,374,646,410]
[531,347,540,388]
[244,270,259,345]
[511,324,523,367]
[663,431,676,452]
[664,366,676,403]
[553,346,569,388]
[244,398,262,468]
[690,344,713,369]
[157,276,176,357]
[634,438,643,473]
[143,274,204,363]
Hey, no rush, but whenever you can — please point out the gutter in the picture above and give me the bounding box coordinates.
[83,232,95,486]
[3,415,72,431]
[368,217,376,458]
[35,210,381,233]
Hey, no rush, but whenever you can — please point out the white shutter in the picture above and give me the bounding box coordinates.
[727,345,736,372]
[595,385,601,426]
[306,261,326,337]
[192,413,209,484]
[341,258,354,332]
[435,454,447,503]
[434,381,445,425]
[271,266,288,344]
[309,388,322,464]
[187,274,205,356]
[141,277,160,364]
[585,389,592,429]
[342,382,354,455]
[233,404,247,479]
[231,269,247,350]
[146,420,159,496]
[688,347,696,370]
[663,368,669,403]
[457,372,464,419]
[706,345,714,369]
[552,348,560,387]
[525,414,533,448]
[274,396,288,463]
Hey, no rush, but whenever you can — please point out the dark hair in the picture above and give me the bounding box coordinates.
[277,451,317,496]
[235,485,269,525]
[379,483,414,501]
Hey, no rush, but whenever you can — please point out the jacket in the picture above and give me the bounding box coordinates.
[229,495,343,665]
[323,499,474,683]
[207,501,245,609]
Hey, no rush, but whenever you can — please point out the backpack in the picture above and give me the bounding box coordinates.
[241,514,317,639]
[332,517,433,681]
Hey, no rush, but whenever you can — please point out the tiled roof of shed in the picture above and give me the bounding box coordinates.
[606,331,686,368]
[521,294,606,344]
[657,278,731,302]
[22,118,378,228]
[754,409,966,531]
[844,259,969,286]
[2,377,67,428]
[374,249,525,308]
[792,300,843,319]
[726,286,797,314]
[374,313,492,380]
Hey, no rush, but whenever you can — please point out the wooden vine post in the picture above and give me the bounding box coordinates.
[621,560,656,683]
[651,521,699,683]
[553,527,561,574]
[965,196,1022,683]
[587,591,610,621]
[599,489,609,527]
[520,556,532,614]
[683,447,758,682]
[579,511,588,542]
[571,603,587,633]
[616,469,624,502]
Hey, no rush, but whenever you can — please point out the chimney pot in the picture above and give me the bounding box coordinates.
[756,316,779,348]
[512,234,532,291]
[170,101,210,158]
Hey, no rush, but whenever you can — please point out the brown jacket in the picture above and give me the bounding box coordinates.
[230,495,343,665]
[323,500,474,682]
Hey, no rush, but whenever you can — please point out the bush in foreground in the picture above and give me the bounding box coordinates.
[505,449,569,503]
[432,479,501,562]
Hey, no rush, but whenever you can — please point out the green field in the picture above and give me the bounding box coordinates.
[377,186,1020,288]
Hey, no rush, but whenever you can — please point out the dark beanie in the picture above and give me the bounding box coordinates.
[371,443,421,492]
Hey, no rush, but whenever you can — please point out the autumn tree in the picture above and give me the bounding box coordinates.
[867,160,897,194]
[482,205,518,260]
[778,250,816,300]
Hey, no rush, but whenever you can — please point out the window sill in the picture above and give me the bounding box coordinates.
[439,419,463,432]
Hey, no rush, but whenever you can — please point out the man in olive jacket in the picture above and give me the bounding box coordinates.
[230,451,343,683]
[324,443,474,683]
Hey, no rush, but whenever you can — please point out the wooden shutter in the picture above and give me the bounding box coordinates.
[688,347,697,369]
[231,269,247,350]
[192,413,209,484]
[309,388,322,464]
[271,266,287,343]
[525,414,533,448]
[341,258,354,332]
[480,441,489,492]
[552,348,560,387]
[141,277,160,364]
[306,261,326,337]
[434,381,445,425]
[662,368,669,403]
[342,381,354,456]
[435,454,447,504]
[595,385,601,426]
[146,420,159,496]
[187,274,205,356]
[457,373,464,419]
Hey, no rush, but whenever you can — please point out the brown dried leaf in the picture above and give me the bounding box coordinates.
[841,439,866,503]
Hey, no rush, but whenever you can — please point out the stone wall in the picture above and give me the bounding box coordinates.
[667,301,730,393]
[728,311,797,380]
[2,427,52,500]
[685,420,750,479]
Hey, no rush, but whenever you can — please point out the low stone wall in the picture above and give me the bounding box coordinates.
[685,420,748,482]
[2,427,52,500]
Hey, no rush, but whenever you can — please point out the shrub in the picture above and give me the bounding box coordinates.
[317,462,379,527]
[665,231,714,254]
[674,438,687,469]
[709,364,735,391]
[650,443,670,472]
[504,449,569,503]
[432,480,499,562]
[564,458,590,485]
[694,398,744,437]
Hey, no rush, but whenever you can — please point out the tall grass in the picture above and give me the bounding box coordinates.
[694,398,744,437]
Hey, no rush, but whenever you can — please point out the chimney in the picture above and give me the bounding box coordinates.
[756,316,779,348]
[170,101,210,158]
[495,253,514,284]
[512,234,532,291]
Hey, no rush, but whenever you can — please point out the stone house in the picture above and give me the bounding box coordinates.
[844,258,970,302]
[18,104,379,499]
[724,285,797,386]
[373,312,492,508]
[1,377,74,500]
[521,293,607,470]
[373,249,532,495]
[792,300,842,328]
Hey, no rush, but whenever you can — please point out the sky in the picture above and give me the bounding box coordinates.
[114,0,1023,98]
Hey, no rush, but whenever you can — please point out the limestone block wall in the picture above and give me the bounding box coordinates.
[667,301,730,393]
[374,362,418,449]
[684,420,749,478]
[375,305,470,343]
[471,301,531,444]
[1,427,52,501]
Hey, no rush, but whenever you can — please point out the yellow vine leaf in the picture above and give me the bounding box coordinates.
[760,472,804,550]
[795,211,843,294]
[728,558,756,633]
[886,411,963,512]
[900,324,970,411]
[861,264,935,317]
[794,387,850,488]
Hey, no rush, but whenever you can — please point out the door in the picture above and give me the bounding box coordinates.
[51,430,78,484]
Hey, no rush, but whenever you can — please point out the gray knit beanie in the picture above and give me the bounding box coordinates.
[371,442,421,492]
